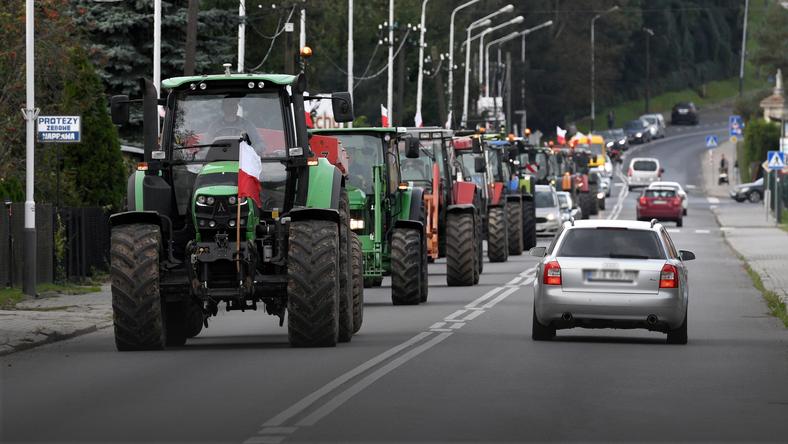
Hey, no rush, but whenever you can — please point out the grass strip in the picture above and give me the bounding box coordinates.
[0,287,24,309]
[0,283,101,309]
[741,259,788,328]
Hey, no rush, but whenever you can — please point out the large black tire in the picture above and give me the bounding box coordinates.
[420,232,429,303]
[487,207,508,263]
[676,218,683,227]
[351,232,364,334]
[391,228,422,305]
[531,306,556,341]
[110,223,166,351]
[589,193,599,216]
[287,220,340,347]
[521,197,537,249]
[185,301,204,338]
[598,197,606,211]
[338,190,354,343]
[506,200,523,256]
[446,212,476,286]
[667,312,688,345]
[578,194,593,219]
[474,208,483,283]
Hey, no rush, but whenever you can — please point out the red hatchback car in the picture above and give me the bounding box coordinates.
[637,188,683,227]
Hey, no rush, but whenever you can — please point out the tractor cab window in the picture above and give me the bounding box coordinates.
[486,149,503,182]
[458,152,484,188]
[330,134,385,195]
[398,138,441,186]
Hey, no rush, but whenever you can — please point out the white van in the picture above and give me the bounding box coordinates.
[627,157,663,190]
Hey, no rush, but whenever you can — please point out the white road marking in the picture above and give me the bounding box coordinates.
[295,332,454,427]
[685,184,697,189]
[480,286,521,309]
[506,276,523,285]
[461,309,486,322]
[429,322,446,329]
[519,267,537,277]
[261,331,433,427]
[444,309,468,321]
[694,229,710,234]
[450,322,465,329]
[707,197,720,204]
[244,436,286,444]
[667,229,681,233]
[429,328,454,332]
[465,287,504,309]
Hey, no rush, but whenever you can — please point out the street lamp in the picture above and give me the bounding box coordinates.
[590,5,619,132]
[485,21,553,99]
[643,27,654,114]
[479,16,525,95]
[447,0,481,128]
[415,0,430,127]
[461,4,515,128]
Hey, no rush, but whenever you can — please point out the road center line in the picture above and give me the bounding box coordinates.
[465,287,505,309]
[506,276,523,285]
[261,330,433,427]
[461,309,486,322]
[480,286,521,309]
[295,332,454,427]
[444,309,469,321]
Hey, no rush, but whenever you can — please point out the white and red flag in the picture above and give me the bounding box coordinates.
[556,126,567,145]
[238,138,263,208]
[381,104,390,127]
[414,111,423,128]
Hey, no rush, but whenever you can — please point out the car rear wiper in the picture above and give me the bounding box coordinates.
[609,253,650,259]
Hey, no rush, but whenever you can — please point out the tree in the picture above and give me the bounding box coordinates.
[750,0,788,76]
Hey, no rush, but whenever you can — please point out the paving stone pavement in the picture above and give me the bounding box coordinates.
[0,285,112,356]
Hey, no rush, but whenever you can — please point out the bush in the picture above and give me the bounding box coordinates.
[742,119,780,181]
[0,177,24,202]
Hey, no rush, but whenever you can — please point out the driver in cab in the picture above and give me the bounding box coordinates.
[205,96,265,152]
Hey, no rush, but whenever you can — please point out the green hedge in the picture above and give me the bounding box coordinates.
[742,119,780,181]
[0,177,24,202]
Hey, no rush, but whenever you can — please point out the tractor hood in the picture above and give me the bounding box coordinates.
[347,186,367,210]
[193,161,239,195]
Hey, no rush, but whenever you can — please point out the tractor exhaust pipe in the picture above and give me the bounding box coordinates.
[647,314,659,326]
[561,312,573,322]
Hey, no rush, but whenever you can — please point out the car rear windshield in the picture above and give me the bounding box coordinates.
[633,160,657,171]
[557,228,664,259]
[535,190,557,208]
[624,120,645,130]
[645,189,676,198]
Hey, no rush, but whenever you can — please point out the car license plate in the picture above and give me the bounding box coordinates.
[586,270,636,282]
[653,200,666,204]
[678,109,688,114]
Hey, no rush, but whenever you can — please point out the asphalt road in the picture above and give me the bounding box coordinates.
[3,110,788,443]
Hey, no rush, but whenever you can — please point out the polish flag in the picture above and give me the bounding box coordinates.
[414,111,423,128]
[238,137,263,208]
[381,105,390,127]
[556,126,567,145]
[444,111,453,129]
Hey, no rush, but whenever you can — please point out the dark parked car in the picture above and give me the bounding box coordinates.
[671,102,699,125]
[730,177,764,203]
[624,119,651,144]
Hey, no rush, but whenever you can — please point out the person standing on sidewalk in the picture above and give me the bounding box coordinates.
[607,110,615,129]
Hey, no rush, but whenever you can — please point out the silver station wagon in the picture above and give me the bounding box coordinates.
[529,219,695,344]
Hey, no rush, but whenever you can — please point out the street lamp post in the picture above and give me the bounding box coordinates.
[643,27,654,114]
[590,5,619,132]
[739,0,750,97]
[461,4,514,129]
[478,16,524,96]
[23,0,36,296]
[387,0,394,124]
[347,0,353,127]
[447,0,481,128]
[415,0,429,126]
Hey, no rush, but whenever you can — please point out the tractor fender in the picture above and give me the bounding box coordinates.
[505,194,522,203]
[393,219,424,231]
[452,181,477,206]
[396,186,422,222]
[306,158,342,210]
[407,187,425,223]
[447,203,475,216]
[488,182,505,207]
[289,207,340,224]
[110,211,164,229]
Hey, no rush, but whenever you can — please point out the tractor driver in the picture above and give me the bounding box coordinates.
[205,96,265,152]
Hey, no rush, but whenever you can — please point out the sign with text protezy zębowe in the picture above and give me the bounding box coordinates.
[37,116,81,143]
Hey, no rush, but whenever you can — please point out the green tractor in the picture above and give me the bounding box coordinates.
[108,72,361,349]
[310,127,429,305]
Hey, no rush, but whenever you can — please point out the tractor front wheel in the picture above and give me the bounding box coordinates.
[446,212,476,286]
[351,232,364,333]
[338,189,354,343]
[522,197,537,249]
[506,200,524,256]
[110,223,166,351]
[287,220,340,347]
[487,207,508,263]
[391,228,422,305]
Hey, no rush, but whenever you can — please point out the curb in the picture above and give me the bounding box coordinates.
[0,320,112,357]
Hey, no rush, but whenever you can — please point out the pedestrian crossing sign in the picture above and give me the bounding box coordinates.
[705,135,718,148]
[767,151,785,170]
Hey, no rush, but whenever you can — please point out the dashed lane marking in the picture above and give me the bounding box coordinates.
[694,229,710,234]
[707,197,720,204]
[429,322,446,329]
[667,229,681,233]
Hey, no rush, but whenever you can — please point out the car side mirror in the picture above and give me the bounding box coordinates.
[471,138,482,154]
[529,246,546,257]
[474,156,486,173]
[660,168,665,174]
[110,95,130,125]
[679,250,695,261]
[406,138,420,159]
[331,91,354,123]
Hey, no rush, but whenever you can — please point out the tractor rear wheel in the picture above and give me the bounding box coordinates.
[420,234,429,302]
[487,207,508,263]
[110,223,166,351]
[351,232,364,333]
[521,197,537,249]
[474,208,483,283]
[338,189,354,343]
[287,220,340,347]
[446,212,476,286]
[578,194,593,219]
[185,301,204,338]
[391,228,422,305]
[506,200,524,256]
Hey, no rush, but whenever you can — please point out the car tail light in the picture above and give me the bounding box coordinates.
[673,197,681,206]
[543,261,562,285]
[627,168,633,177]
[639,196,647,206]
[659,263,678,288]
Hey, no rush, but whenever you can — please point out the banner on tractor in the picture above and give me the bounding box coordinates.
[306,94,345,129]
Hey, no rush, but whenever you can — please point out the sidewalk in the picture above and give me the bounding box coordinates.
[702,139,788,305]
[0,285,112,356]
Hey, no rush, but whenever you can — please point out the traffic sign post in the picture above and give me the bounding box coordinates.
[729,115,744,138]
[767,151,785,224]
[705,135,718,148]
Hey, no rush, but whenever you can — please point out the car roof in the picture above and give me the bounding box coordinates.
[535,184,556,192]
[630,157,659,163]
[565,219,661,231]
[649,181,681,188]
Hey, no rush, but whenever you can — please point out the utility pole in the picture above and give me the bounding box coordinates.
[505,51,512,132]
[415,0,429,126]
[23,0,37,296]
[299,6,306,49]
[348,0,354,127]
[387,0,394,124]
[184,0,199,75]
[154,0,161,92]
[238,0,245,72]
[448,0,481,129]
[432,46,447,124]
[644,27,654,114]
[739,0,750,97]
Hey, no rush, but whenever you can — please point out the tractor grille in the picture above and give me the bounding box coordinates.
[194,195,251,237]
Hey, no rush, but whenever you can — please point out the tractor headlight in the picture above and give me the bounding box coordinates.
[606,141,614,148]
[229,219,236,227]
[208,220,216,228]
[618,139,626,145]
[197,195,207,206]
[206,196,215,205]
[636,132,643,138]
[350,218,365,230]
[597,192,605,199]
[228,196,237,205]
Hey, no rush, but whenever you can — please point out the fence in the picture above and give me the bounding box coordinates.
[0,205,110,287]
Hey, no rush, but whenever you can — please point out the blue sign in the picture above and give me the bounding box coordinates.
[729,115,744,137]
[767,151,785,170]
[705,135,718,148]
[37,115,81,143]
